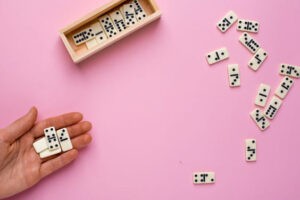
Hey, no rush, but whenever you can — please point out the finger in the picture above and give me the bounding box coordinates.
[40,149,78,178]
[32,112,83,138]
[71,134,92,150]
[67,121,92,138]
[2,107,38,143]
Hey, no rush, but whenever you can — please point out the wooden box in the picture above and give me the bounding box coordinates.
[59,0,161,63]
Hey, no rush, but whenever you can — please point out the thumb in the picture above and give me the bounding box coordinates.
[1,107,38,143]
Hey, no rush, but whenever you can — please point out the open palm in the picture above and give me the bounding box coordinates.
[0,107,92,199]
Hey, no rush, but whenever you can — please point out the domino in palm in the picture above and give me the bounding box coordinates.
[239,32,261,54]
[279,63,300,78]
[99,15,118,38]
[264,96,282,120]
[121,4,138,27]
[254,83,271,107]
[206,47,229,65]
[275,76,294,99]
[109,10,127,33]
[72,27,98,46]
[44,127,60,151]
[227,64,240,87]
[33,137,47,153]
[245,139,256,162]
[132,0,147,21]
[216,10,238,33]
[248,48,268,71]
[57,128,73,152]
[237,19,259,33]
[193,172,215,184]
[250,108,270,131]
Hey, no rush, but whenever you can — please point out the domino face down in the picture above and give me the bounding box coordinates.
[248,48,268,71]
[239,32,261,54]
[227,64,240,87]
[279,63,300,78]
[275,76,294,99]
[206,47,229,65]
[250,108,270,131]
[33,137,48,153]
[245,139,256,162]
[193,172,215,184]
[264,96,282,120]
[237,19,259,33]
[216,10,238,33]
[254,83,271,107]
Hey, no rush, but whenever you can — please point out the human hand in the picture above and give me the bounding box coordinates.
[0,107,92,199]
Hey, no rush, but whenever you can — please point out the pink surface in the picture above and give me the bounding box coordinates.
[1,0,300,199]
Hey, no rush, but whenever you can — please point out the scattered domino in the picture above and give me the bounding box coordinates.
[239,32,261,54]
[206,47,229,65]
[248,48,268,71]
[33,137,48,153]
[99,15,118,38]
[279,63,300,78]
[237,19,259,33]
[72,27,98,46]
[275,76,294,99]
[44,127,60,151]
[132,0,147,21]
[264,96,282,120]
[254,83,271,107]
[227,64,240,87]
[57,128,73,152]
[216,10,238,33]
[40,148,62,159]
[109,10,127,33]
[245,139,256,162]
[250,108,270,131]
[121,4,138,27]
[193,172,215,184]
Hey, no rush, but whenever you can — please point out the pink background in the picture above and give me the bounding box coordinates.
[1,0,300,199]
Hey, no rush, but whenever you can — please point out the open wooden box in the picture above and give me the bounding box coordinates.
[60,0,161,63]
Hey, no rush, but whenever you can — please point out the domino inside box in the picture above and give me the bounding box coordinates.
[60,0,161,63]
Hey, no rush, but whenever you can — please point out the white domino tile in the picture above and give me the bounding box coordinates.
[245,139,256,162]
[90,22,108,44]
[254,83,271,107]
[275,76,294,99]
[86,39,98,49]
[132,0,147,21]
[193,172,215,184]
[216,10,238,33]
[33,137,47,153]
[264,96,282,120]
[279,63,300,78]
[239,32,261,54]
[237,19,259,33]
[227,64,240,87]
[72,26,98,46]
[39,148,62,159]
[109,10,127,32]
[250,108,270,131]
[57,128,73,152]
[206,47,229,65]
[99,15,118,38]
[121,4,138,27]
[248,48,268,71]
[44,127,60,151]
